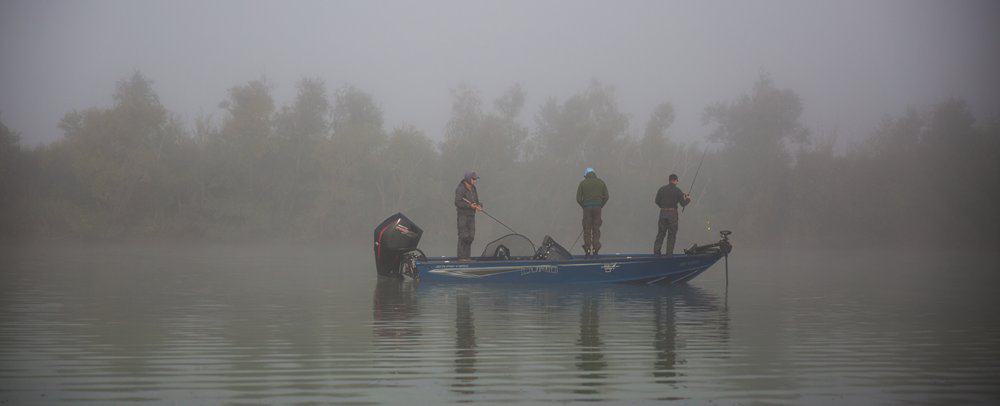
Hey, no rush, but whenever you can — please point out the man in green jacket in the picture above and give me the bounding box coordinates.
[576,167,609,257]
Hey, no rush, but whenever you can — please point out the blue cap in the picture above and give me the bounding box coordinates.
[464,171,478,181]
[584,167,595,176]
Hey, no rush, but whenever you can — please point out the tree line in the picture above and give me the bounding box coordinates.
[1,72,997,249]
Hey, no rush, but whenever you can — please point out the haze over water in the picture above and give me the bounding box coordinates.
[2,244,998,404]
[1,1,999,403]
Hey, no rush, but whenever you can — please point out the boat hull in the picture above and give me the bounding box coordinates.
[414,253,723,285]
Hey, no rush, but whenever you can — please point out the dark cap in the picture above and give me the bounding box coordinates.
[669,174,679,181]
[464,171,479,181]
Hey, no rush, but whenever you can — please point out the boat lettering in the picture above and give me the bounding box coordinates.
[520,265,558,275]
[602,263,619,273]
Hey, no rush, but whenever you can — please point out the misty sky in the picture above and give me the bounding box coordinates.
[2,0,998,148]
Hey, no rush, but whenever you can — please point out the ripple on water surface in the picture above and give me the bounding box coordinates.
[1,245,999,403]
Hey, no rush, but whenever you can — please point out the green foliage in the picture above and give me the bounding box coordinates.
[3,72,997,250]
[441,84,528,181]
[533,80,628,168]
[701,75,810,244]
[377,125,443,231]
[704,74,809,154]
[639,102,677,174]
[0,113,20,177]
[34,72,194,238]
[0,114,26,239]
[839,99,1000,247]
[275,78,330,142]
[221,78,275,142]
[266,78,330,236]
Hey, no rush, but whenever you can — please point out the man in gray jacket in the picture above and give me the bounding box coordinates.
[654,174,691,256]
[454,171,482,259]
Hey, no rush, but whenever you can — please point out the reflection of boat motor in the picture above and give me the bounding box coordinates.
[374,213,425,278]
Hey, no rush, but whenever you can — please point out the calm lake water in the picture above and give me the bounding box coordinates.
[1,243,999,404]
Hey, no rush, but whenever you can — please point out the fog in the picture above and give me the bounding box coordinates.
[1,0,998,250]
[3,0,998,147]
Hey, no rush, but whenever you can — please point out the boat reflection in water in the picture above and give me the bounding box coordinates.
[372,278,421,340]
[575,294,607,395]
[453,294,478,395]
[371,279,730,401]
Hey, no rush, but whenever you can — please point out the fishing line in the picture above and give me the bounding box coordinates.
[464,198,518,235]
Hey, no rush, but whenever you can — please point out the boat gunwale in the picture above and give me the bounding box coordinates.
[415,252,720,266]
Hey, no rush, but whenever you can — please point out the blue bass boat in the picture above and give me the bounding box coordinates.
[374,213,732,285]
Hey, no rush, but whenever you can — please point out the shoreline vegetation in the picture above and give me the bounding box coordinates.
[1,72,997,249]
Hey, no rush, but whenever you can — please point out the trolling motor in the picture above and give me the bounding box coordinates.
[683,230,733,256]
[373,213,425,278]
[684,230,733,288]
[720,230,732,255]
[720,230,732,288]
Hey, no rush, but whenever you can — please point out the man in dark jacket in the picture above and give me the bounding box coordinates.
[654,173,691,256]
[576,167,609,257]
[454,171,482,259]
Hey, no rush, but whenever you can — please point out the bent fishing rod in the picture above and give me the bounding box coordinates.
[464,198,519,235]
[682,148,708,213]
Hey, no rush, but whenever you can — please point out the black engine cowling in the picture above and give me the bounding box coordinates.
[374,213,423,277]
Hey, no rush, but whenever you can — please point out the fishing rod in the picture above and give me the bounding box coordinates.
[682,148,708,213]
[464,198,518,235]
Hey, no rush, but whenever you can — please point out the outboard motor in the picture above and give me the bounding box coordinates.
[374,213,423,277]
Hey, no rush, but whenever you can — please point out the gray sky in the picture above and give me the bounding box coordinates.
[2,0,998,148]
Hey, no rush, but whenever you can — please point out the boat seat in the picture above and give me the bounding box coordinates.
[492,245,511,260]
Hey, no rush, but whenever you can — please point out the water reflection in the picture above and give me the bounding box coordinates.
[10,259,179,401]
[575,295,607,394]
[370,280,731,401]
[4,247,997,403]
[453,294,478,395]
[372,278,419,340]
[653,294,680,384]
[650,285,730,394]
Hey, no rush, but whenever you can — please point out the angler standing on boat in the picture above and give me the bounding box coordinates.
[576,167,609,257]
[654,173,691,256]
[455,171,482,259]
